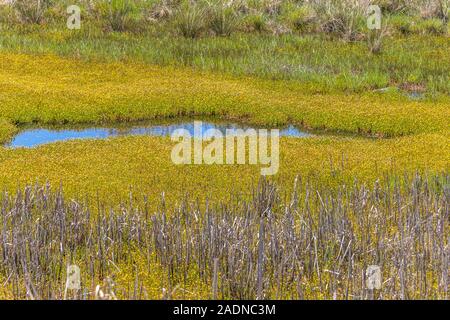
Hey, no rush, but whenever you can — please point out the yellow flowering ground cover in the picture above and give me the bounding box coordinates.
[0,0,448,300]
[0,53,448,138]
[0,133,448,205]
[0,53,448,205]
[0,47,448,300]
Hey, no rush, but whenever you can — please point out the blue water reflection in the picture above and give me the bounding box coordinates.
[6,122,311,148]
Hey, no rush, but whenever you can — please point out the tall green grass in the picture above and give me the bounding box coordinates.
[1,1,448,94]
[0,25,448,94]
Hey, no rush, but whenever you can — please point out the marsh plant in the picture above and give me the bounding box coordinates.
[12,0,53,24]
[207,0,241,36]
[311,0,369,41]
[5,1,449,35]
[0,173,447,299]
[97,0,140,31]
[172,0,208,38]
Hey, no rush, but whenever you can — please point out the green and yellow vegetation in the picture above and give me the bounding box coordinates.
[1,0,449,94]
[0,176,448,299]
[0,53,448,138]
[0,133,448,205]
[0,0,448,300]
[0,52,447,204]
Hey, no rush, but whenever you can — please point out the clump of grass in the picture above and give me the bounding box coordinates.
[96,0,141,32]
[312,0,368,41]
[390,13,447,35]
[281,3,317,33]
[242,12,269,32]
[0,2,15,24]
[390,14,414,34]
[0,174,447,299]
[172,1,207,38]
[12,0,53,24]
[207,0,241,36]
[413,18,447,34]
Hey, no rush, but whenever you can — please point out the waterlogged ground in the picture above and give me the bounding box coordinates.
[0,3,448,299]
[0,132,448,207]
[5,121,311,148]
[0,53,448,204]
[0,53,448,139]
[0,34,448,300]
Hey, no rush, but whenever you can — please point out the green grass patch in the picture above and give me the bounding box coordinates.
[0,118,17,143]
[0,133,448,205]
[0,25,449,94]
[0,53,448,140]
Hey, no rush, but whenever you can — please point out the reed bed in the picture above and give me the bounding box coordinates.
[0,173,448,300]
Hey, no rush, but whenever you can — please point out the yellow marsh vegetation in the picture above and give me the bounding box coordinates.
[0,52,448,300]
[0,53,448,139]
[0,53,448,204]
[0,134,448,204]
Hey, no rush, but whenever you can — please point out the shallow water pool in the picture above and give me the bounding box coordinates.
[6,121,312,148]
